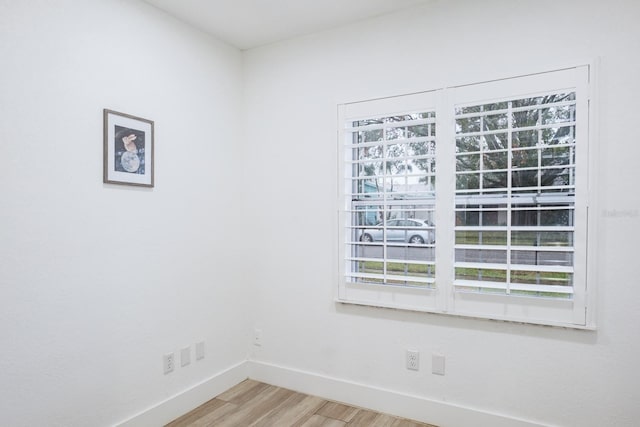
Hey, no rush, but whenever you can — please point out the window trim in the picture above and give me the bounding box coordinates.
[337,64,597,329]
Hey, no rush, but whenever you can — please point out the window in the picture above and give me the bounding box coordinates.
[338,66,594,328]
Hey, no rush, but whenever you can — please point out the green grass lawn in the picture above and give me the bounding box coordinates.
[455,230,572,246]
[354,253,572,298]
[360,260,434,276]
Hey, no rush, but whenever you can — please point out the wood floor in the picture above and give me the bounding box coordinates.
[166,379,437,427]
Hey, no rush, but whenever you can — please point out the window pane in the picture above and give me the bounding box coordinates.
[512,110,539,128]
[511,270,573,287]
[483,152,508,170]
[541,105,575,125]
[456,173,480,190]
[512,170,538,187]
[455,268,507,283]
[387,262,435,280]
[456,116,481,134]
[455,208,507,226]
[541,146,573,166]
[456,136,481,152]
[358,161,384,176]
[357,129,383,143]
[513,130,538,148]
[511,207,574,227]
[511,249,573,267]
[353,177,384,198]
[512,149,538,169]
[409,140,434,156]
[541,126,575,145]
[456,154,479,172]
[483,133,508,151]
[541,167,572,187]
[540,208,573,226]
[483,172,507,189]
[406,124,430,138]
[385,127,405,140]
[356,145,383,160]
[456,248,507,264]
[456,231,507,245]
[511,231,574,246]
[484,113,508,130]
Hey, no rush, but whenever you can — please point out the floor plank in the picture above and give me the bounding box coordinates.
[315,401,359,422]
[165,398,228,427]
[189,401,237,427]
[349,409,386,426]
[251,393,326,427]
[217,379,271,405]
[298,414,347,427]
[214,385,293,426]
[165,380,437,427]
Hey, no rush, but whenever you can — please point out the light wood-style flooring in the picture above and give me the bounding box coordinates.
[166,379,437,427]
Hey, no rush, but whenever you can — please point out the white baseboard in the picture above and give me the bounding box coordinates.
[115,359,546,427]
[247,360,546,427]
[115,361,249,427]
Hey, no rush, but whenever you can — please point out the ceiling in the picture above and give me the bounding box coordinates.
[142,0,432,50]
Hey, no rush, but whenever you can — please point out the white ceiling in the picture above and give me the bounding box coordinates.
[142,0,432,50]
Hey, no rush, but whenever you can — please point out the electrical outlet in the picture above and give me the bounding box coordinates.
[406,350,420,371]
[195,341,205,360]
[181,346,191,367]
[163,353,175,374]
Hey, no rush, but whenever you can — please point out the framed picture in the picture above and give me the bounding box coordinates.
[103,109,154,187]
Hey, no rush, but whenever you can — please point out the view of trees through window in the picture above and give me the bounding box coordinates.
[454,92,577,298]
[344,92,578,298]
[340,66,591,326]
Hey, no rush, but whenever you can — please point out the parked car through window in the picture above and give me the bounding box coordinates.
[360,218,434,245]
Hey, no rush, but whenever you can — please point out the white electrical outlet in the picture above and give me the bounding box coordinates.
[181,346,191,367]
[163,353,175,374]
[406,350,420,371]
[195,341,205,360]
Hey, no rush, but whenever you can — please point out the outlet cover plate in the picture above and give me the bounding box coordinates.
[163,353,175,374]
[432,353,445,375]
[196,341,205,360]
[181,347,191,367]
[406,350,419,371]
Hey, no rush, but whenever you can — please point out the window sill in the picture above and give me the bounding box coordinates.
[334,297,596,330]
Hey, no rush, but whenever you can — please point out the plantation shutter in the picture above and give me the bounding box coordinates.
[338,91,442,311]
[447,67,590,326]
[337,65,593,328]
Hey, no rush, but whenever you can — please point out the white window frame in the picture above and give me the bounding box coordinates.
[338,91,444,312]
[337,64,597,329]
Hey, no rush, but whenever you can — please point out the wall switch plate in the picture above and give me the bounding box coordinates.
[406,350,420,371]
[181,346,191,367]
[195,341,205,360]
[432,353,445,375]
[163,353,175,374]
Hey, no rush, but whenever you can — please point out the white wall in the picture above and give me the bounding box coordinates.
[2,0,640,426]
[0,1,250,426]
[243,1,640,426]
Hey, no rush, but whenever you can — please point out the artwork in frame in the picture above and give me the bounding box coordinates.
[103,109,154,187]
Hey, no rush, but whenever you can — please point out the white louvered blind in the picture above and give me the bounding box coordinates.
[344,111,436,288]
[338,65,594,328]
[454,92,577,298]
